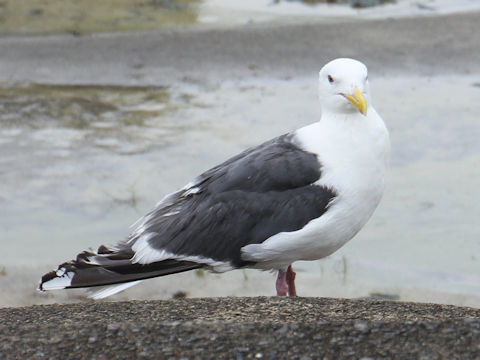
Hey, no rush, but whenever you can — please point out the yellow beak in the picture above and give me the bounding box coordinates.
[342,88,367,115]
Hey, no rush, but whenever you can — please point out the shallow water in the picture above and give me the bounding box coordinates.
[1,73,480,307]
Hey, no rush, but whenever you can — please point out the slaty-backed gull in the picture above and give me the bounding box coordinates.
[39,58,390,298]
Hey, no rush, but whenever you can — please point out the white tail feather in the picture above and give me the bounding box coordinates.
[88,280,143,300]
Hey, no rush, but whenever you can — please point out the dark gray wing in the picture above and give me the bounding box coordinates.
[130,133,336,267]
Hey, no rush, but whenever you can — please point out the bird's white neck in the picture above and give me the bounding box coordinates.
[295,107,390,194]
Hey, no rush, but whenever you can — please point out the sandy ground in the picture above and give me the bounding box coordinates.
[1,297,480,359]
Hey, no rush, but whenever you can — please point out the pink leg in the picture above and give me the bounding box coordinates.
[275,269,288,296]
[276,265,297,296]
[286,265,297,296]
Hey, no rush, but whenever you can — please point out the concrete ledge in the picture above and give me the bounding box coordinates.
[1,297,479,359]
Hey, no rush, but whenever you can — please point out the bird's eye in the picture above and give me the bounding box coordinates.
[328,75,334,83]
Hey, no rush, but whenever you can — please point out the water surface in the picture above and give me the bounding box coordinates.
[1,74,480,307]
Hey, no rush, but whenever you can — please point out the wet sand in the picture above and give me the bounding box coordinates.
[0,11,479,85]
[1,297,480,359]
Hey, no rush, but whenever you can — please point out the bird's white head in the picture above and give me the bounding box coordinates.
[318,58,371,116]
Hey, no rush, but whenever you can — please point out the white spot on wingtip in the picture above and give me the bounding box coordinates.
[84,256,102,265]
[40,272,74,290]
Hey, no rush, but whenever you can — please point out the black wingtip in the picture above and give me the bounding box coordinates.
[38,269,59,291]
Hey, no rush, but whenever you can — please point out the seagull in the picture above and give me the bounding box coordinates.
[39,58,390,298]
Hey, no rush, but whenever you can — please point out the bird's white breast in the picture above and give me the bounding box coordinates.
[242,109,390,270]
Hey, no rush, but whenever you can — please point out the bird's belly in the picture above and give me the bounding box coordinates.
[245,172,385,270]
[299,186,383,261]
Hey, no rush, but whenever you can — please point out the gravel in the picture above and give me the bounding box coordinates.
[1,297,480,359]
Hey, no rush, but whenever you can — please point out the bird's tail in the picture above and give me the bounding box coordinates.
[39,244,202,299]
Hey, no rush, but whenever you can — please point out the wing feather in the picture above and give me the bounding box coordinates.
[129,133,337,267]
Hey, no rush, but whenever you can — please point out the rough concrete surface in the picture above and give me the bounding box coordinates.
[1,297,480,359]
